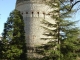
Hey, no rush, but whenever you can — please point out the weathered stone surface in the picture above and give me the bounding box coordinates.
[16,0,51,46]
[16,0,46,5]
[15,0,56,58]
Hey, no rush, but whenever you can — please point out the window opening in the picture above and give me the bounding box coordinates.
[26,12,28,14]
[32,12,34,17]
[43,12,45,19]
[37,12,39,17]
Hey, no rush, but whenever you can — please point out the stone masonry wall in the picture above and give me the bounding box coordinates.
[15,0,56,58]
[16,2,52,47]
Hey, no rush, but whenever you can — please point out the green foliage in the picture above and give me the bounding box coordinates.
[37,0,80,60]
[1,10,26,60]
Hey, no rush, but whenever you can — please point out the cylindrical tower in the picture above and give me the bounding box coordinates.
[15,0,54,58]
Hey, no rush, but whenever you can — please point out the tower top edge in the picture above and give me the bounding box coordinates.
[16,0,48,4]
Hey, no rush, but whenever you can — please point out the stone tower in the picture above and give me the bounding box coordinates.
[15,0,55,58]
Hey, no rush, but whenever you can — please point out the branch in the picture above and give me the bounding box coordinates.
[59,0,72,11]
[71,1,80,9]
[59,0,80,11]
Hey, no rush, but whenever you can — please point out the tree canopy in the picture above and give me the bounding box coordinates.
[36,0,80,60]
[1,10,26,60]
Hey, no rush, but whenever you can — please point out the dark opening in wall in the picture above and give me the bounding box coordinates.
[43,12,45,19]
[47,13,50,15]
[22,12,23,15]
[32,12,34,17]
[37,12,39,17]
[26,12,28,14]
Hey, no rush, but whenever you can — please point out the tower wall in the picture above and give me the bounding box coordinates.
[16,1,52,46]
[15,0,56,58]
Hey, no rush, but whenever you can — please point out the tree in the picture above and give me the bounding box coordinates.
[0,40,4,59]
[11,10,27,60]
[1,10,26,60]
[37,0,80,60]
[1,14,14,59]
[59,0,80,11]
